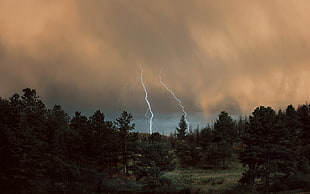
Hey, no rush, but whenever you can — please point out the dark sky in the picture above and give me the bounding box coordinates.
[1,0,310,133]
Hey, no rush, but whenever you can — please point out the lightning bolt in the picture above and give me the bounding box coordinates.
[159,69,190,133]
[145,107,160,132]
[140,67,154,134]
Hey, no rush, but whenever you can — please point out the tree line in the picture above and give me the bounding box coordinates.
[0,88,175,193]
[0,88,309,193]
[172,105,310,192]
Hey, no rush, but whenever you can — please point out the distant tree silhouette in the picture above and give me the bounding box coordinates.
[70,111,89,163]
[213,111,237,144]
[116,111,135,175]
[176,115,187,140]
[175,115,199,167]
[211,111,236,168]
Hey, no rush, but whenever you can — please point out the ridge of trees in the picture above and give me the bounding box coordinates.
[0,88,310,193]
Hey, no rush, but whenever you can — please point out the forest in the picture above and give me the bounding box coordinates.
[0,88,310,193]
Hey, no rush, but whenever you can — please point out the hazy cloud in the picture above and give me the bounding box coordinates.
[1,0,310,120]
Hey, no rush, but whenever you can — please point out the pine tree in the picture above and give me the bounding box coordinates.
[115,111,135,175]
[239,106,297,192]
[176,115,187,140]
[134,133,174,191]
[102,120,119,177]
[175,115,198,167]
[213,111,237,145]
[0,89,50,192]
[211,111,236,168]
[47,105,82,192]
[89,110,106,164]
[70,111,89,164]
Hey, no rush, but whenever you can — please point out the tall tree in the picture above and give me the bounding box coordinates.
[175,115,198,167]
[2,89,49,192]
[115,111,135,175]
[199,112,236,169]
[70,111,89,164]
[134,133,174,191]
[102,120,120,177]
[239,106,297,192]
[89,110,120,176]
[176,115,187,140]
[213,111,237,145]
[47,105,81,192]
[88,110,105,163]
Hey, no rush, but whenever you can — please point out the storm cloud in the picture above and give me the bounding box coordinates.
[1,0,310,120]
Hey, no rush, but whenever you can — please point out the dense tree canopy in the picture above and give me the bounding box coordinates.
[239,106,309,192]
[0,88,309,193]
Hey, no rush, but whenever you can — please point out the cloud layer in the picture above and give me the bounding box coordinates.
[1,0,310,118]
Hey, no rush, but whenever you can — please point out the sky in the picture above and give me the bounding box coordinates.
[1,0,310,133]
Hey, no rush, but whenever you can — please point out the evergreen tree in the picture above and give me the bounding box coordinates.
[47,105,82,192]
[213,111,237,145]
[239,106,297,192]
[70,111,89,164]
[175,115,199,167]
[176,115,187,140]
[175,115,187,167]
[101,120,120,177]
[134,133,174,191]
[0,89,50,192]
[211,111,236,168]
[115,111,135,175]
[89,110,120,176]
[89,110,106,163]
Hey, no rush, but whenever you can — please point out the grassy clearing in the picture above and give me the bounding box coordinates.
[162,167,245,193]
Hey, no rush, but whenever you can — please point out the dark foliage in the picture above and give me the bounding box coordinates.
[134,133,175,191]
[0,88,309,193]
[239,105,310,192]
[0,89,138,193]
[175,115,201,167]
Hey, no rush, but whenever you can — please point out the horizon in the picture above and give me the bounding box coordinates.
[2,87,305,135]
